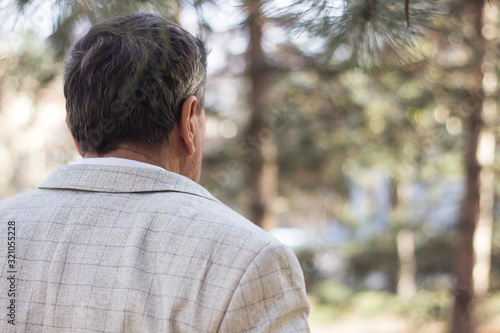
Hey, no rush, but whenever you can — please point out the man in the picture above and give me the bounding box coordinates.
[0,12,310,332]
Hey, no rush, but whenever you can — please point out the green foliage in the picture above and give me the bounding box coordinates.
[15,0,440,67]
[309,287,500,329]
[267,0,438,67]
[308,284,454,323]
[0,31,59,99]
[477,293,500,323]
[14,0,182,59]
[402,289,452,321]
[344,235,399,288]
[338,232,457,294]
[351,291,399,316]
[310,281,354,306]
[415,234,455,276]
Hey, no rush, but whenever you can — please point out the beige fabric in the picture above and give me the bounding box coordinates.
[0,164,310,332]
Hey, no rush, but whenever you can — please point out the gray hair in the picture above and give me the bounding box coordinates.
[64,12,207,155]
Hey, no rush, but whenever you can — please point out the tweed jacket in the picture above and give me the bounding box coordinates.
[0,164,310,332]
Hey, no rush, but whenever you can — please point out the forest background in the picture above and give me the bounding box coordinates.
[0,0,499,332]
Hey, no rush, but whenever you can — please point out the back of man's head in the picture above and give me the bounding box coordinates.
[64,12,207,155]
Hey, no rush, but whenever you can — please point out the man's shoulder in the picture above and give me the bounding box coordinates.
[148,189,282,250]
[0,165,288,256]
[0,189,42,209]
[0,188,57,223]
[0,171,285,255]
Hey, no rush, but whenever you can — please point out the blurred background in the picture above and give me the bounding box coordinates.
[0,0,499,332]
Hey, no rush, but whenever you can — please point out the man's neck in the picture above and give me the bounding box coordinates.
[83,144,182,175]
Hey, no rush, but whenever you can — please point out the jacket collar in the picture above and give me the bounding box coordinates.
[39,164,220,203]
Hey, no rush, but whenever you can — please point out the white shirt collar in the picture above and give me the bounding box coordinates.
[68,157,165,171]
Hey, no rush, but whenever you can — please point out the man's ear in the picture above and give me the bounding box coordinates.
[66,114,84,157]
[179,95,198,155]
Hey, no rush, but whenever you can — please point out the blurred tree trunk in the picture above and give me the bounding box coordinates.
[451,0,495,332]
[397,228,416,301]
[472,0,498,299]
[392,181,416,301]
[244,0,278,230]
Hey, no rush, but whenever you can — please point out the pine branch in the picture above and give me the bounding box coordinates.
[267,0,438,68]
[405,0,410,27]
[364,0,379,21]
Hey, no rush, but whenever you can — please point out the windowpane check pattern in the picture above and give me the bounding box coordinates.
[0,165,310,332]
